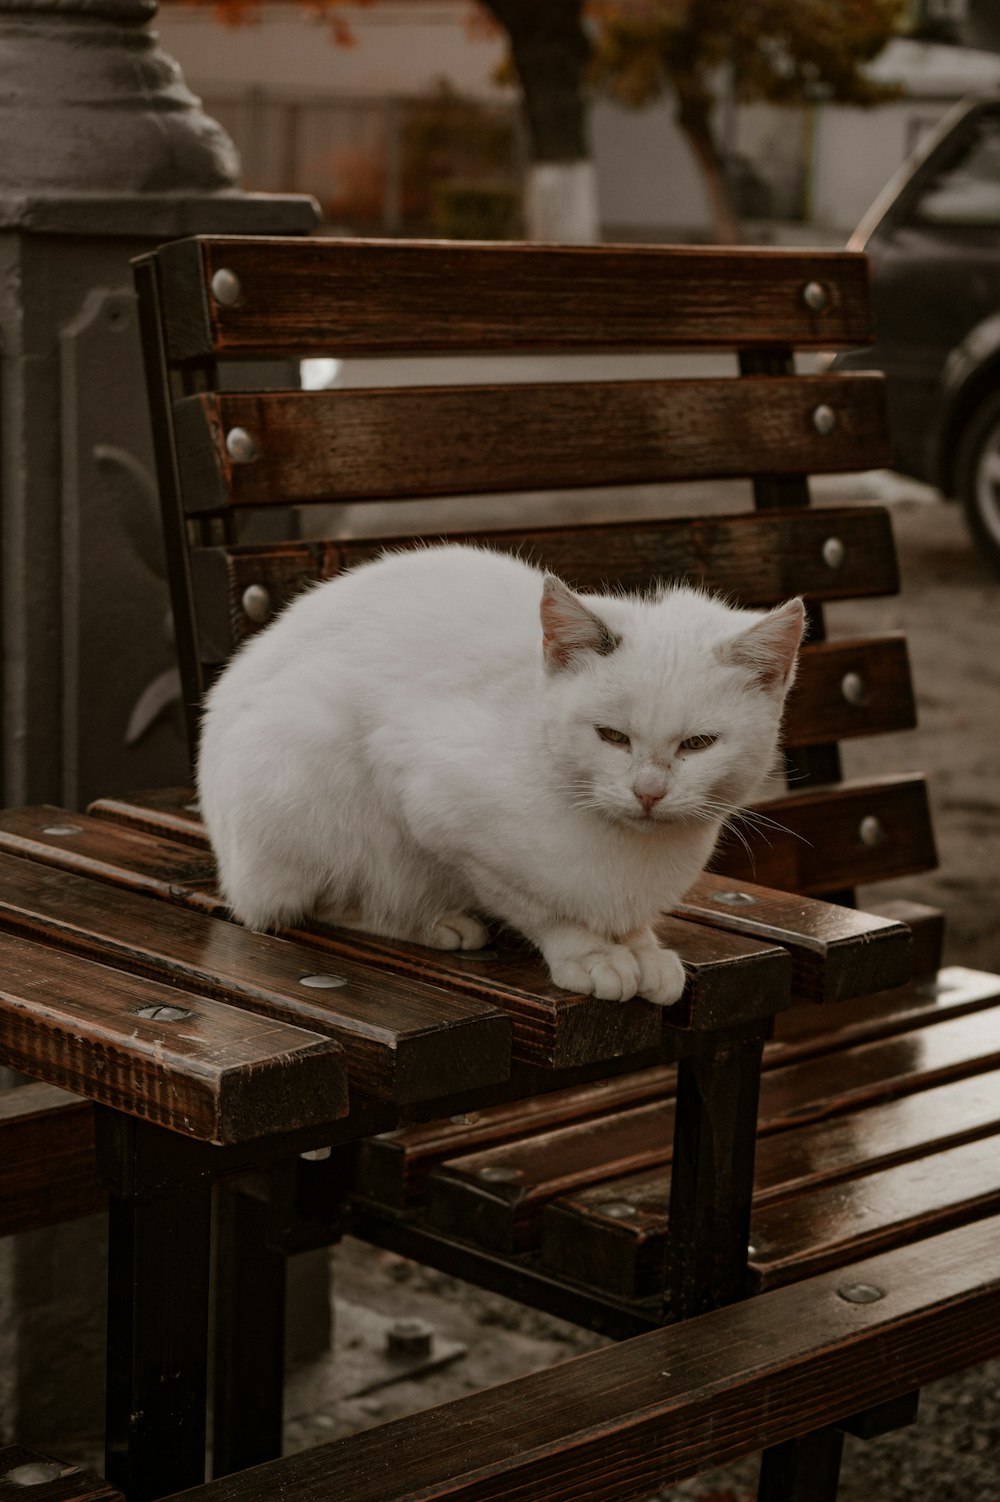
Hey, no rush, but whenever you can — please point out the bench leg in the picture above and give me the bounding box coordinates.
[757,1390,919,1502]
[212,1174,288,1478]
[97,1115,213,1502]
[758,1427,844,1502]
[666,1020,768,1319]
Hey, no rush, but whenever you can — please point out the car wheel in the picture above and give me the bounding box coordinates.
[956,389,1000,575]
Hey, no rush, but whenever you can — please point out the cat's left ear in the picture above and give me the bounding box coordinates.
[541,576,621,673]
[718,598,806,690]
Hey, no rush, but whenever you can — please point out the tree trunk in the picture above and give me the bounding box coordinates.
[480,0,599,242]
[676,94,742,245]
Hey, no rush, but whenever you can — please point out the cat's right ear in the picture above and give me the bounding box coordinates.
[541,576,621,673]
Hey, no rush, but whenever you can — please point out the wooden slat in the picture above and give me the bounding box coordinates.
[173,375,889,513]
[0,933,349,1145]
[0,1446,122,1501]
[417,1002,1000,1258]
[2,806,792,1067]
[0,805,219,907]
[712,775,938,893]
[677,872,910,1003]
[541,1071,1000,1300]
[0,852,511,1106]
[358,967,1000,1215]
[87,790,914,1009]
[158,1219,1000,1502]
[749,1134,1000,1290]
[0,1083,101,1238]
[427,1098,674,1254]
[190,506,901,659]
[783,635,916,747]
[770,966,1000,1065]
[88,787,205,849]
[156,236,876,362]
[357,1065,674,1210]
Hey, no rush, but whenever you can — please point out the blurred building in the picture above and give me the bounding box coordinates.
[156,0,1000,242]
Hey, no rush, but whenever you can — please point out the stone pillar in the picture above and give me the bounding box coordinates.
[0,0,323,1456]
[0,0,319,809]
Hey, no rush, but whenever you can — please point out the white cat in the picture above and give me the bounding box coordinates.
[198,544,804,1006]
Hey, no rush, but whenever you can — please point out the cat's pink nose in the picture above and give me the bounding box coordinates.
[636,789,664,814]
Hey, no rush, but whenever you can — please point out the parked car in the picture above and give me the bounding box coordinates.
[836,94,1000,572]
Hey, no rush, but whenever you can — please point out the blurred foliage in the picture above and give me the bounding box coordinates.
[431,181,520,238]
[403,83,519,230]
[588,0,907,240]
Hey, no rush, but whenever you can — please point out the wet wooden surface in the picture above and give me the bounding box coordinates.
[0,931,348,1145]
[0,850,510,1106]
[361,973,1000,1287]
[156,1219,1000,1502]
[1,805,797,1067]
[0,1446,122,1501]
[542,1066,1000,1298]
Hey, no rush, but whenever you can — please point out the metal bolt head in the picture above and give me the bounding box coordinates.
[134,1004,192,1022]
[822,536,846,569]
[386,1317,434,1360]
[841,671,868,706]
[812,403,837,436]
[602,1200,638,1220]
[476,1164,522,1184]
[300,1146,332,1162]
[298,973,347,990]
[241,584,272,623]
[837,1282,885,1304]
[5,1462,73,1485]
[225,427,258,464]
[802,280,829,312]
[859,815,886,847]
[210,267,242,307]
[713,890,756,906]
[41,823,81,836]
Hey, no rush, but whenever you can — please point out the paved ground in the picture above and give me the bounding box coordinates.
[280,479,1000,1499]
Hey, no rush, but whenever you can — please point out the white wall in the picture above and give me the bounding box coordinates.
[591,95,710,238]
[811,99,954,232]
[154,1,507,97]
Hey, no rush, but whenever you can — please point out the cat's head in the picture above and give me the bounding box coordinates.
[539,575,805,831]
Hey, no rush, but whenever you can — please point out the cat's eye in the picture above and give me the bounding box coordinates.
[596,726,631,748]
[679,734,719,753]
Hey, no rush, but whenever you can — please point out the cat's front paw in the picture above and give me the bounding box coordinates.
[548,943,642,1002]
[631,941,686,1007]
[427,912,490,951]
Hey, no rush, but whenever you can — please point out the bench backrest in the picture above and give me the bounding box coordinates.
[133,235,935,902]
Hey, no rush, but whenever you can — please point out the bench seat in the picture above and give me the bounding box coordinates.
[160,1219,1000,1502]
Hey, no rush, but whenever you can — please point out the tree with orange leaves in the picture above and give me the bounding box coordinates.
[184,0,905,244]
[590,0,906,243]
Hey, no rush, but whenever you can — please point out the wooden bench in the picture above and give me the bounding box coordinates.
[2,234,999,1501]
[126,232,999,1496]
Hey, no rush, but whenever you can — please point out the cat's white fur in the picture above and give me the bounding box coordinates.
[198,545,804,1006]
